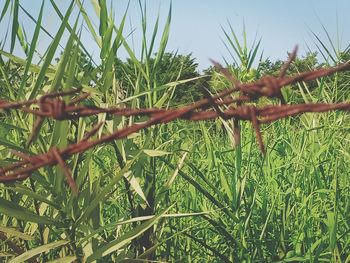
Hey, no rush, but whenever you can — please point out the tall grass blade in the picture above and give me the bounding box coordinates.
[9,240,69,263]
[0,0,10,22]
[29,0,75,100]
[10,0,19,53]
[18,0,44,96]
[86,206,172,262]
[0,197,63,226]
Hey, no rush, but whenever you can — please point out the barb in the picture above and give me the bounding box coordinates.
[0,88,82,111]
[279,46,298,78]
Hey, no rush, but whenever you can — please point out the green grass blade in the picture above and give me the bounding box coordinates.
[48,0,98,69]
[0,225,33,241]
[101,11,127,92]
[0,197,63,226]
[74,151,141,226]
[147,15,159,58]
[10,0,19,53]
[75,0,101,47]
[152,3,172,73]
[86,206,172,262]
[100,21,113,59]
[0,0,10,22]
[50,17,78,92]
[0,50,54,74]
[121,36,149,81]
[311,30,337,64]
[29,0,75,100]
[46,256,77,263]
[320,23,338,60]
[98,0,108,38]
[226,22,243,57]
[161,157,237,220]
[16,23,28,55]
[18,0,44,96]
[9,240,69,263]
[0,185,59,210]
[247,38,261,70]
[0,137,32,154]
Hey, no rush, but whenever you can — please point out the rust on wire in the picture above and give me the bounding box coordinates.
[1,47,350,192]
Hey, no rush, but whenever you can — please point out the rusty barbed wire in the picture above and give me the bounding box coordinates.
[1,47,350,192]
[0,88,83,111]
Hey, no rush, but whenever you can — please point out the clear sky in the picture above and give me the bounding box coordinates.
[1,0,350,71]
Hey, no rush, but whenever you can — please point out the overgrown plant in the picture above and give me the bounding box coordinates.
[0,0,200,261]
[1,1,350,263]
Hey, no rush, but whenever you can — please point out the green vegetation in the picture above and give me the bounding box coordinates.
[1,1,350,262]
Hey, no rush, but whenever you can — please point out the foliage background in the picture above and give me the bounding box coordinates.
[0,1,350,262]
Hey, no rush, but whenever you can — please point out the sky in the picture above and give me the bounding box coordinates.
[1,0,350,71]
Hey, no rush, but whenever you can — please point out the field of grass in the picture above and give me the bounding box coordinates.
[1,1,350,262]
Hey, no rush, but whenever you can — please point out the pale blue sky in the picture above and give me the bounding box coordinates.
[1,0,350,70]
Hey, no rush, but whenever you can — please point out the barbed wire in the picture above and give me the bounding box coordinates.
[1,47,350,193]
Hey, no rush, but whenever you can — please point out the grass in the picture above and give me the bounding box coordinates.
[0,1,350,262]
